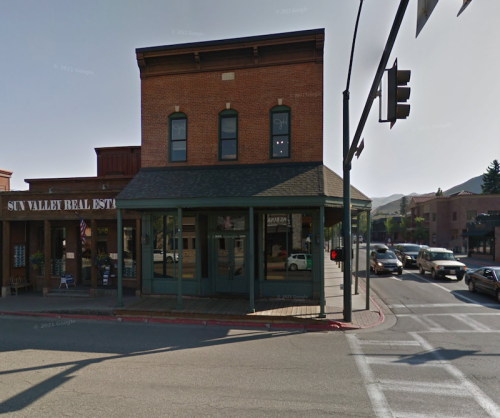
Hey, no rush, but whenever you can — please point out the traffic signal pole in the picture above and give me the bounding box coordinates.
[343,0,409,322]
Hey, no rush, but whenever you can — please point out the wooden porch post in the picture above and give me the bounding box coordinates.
[135,217,142,296]
[91,219,97,289]
[117,209,124,307]
[177,207,183,310]
[43,220,51,296]
[319,206,326,318]
[248,207,255,313]
[2,221,11,297]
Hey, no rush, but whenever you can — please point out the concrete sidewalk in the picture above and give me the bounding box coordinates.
[0,254,383,330]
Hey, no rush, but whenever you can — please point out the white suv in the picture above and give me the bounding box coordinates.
[416,247,466,280]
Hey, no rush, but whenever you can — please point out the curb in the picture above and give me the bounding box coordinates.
[0,310,363,331]
[355,282,385,329]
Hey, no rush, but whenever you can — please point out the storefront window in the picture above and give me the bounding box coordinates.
[51,227,66,276]
[217,215,245,231]
[263,213,312,281]
[153,214,196,279]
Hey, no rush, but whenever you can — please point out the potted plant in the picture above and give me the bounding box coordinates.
[29,251,44,274]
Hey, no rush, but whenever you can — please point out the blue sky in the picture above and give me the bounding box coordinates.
[1,0,498,197]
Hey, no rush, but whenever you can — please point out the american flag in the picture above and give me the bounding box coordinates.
[79,217,87,244]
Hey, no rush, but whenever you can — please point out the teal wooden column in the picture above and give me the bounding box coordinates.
[319,205,326,318]
[248,207,255,313]
[117,209,124,307]
[177,207,183,310]
[366,210,371,310]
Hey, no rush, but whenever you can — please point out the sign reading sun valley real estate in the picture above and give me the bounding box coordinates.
[7,198,116,212]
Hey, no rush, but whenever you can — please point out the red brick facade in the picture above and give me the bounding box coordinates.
[137,31,324,168]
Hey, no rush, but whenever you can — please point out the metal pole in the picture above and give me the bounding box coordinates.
[346,0,410,165]
[343,89,352,322]
[355,212,360,294]
[366,210,371,310]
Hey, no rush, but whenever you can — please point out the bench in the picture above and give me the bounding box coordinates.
[9,276,34,296]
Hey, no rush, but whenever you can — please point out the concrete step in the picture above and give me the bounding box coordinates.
[47,289,90,298]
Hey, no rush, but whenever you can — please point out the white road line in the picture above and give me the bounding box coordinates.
[410,332,500,418]
[379,379,465,396]
[394,413,472,418]
[346,334,394,418]
[407,272,479,304]
[365,356,443,367]
[407,315,446,332]
[388,302,499,309]
[454,313,492,331]
[357,340,421,346]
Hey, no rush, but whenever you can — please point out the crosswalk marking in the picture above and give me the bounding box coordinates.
[379,379,465,396]
[407,315,446,332]
[348,321,500,418]
[454,313,492,331]
[357,340,421,346]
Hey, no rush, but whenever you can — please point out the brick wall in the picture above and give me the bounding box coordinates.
[141,62,323,167]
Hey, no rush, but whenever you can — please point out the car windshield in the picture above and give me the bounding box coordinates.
[377,252,396,259]
[431,252,456,261]
[402,245,421,252]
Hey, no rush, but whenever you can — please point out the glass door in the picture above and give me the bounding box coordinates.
[215,235,247,294]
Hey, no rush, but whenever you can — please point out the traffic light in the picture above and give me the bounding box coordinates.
[387,59,411,127]
[330,248,344,262]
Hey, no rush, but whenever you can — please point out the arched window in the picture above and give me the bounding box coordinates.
[169,112,187,162]
[270,106,291,159]
[219,109,238,161]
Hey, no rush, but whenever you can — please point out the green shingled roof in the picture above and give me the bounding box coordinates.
[116,162,370,206]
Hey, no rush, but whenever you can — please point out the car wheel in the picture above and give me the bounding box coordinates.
[397,269,402,276]
[405,260,410,268]
[431,269,437,279]
[166,256,173,264]
[419,265,425,275]
[468,279,476,293]
[375,267,380,275]
[289,263,298,271]
[456,274,464,282]
[496,290,500,304]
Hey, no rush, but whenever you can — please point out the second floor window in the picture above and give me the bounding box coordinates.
[271,106,291,158]
[219,110,238,161]
[170,113,187,162]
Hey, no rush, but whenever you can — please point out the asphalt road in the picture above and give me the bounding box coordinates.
[2,246,499,417]
[351,244,500,418]
[0,316,373,418]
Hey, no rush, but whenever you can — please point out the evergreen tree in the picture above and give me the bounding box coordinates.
[436,188,443,196]
[384,217,395,244]
[481,159,500,194]
[400,196,408,215]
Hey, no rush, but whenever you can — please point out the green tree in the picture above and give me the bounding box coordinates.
[399,216,409,241]
[481,159,500,194]
[400,196,408,215]
[384,217,396,244]
[436,188,443,196]
[414,217,428,243]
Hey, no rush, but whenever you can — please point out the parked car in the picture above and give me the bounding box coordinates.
[465,267,500,303]
[416,247,466,280]
[394,244,429,268]
[370,248,403,276]
[287,253,312,271]
[154,249,179,263]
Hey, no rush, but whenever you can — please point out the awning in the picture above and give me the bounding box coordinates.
[462,230,494,237]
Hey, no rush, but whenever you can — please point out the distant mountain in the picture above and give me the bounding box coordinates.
[370,175,484,215]
[371,194,405,210]
[444,175,483,195]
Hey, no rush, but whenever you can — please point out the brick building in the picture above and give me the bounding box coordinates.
[0,169,12,192]
[408,192,500,260]
[116,29,371,314]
